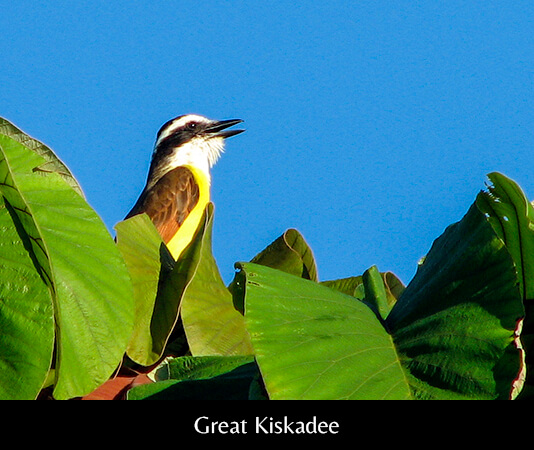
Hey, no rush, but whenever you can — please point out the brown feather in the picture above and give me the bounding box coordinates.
[125,166,199,243]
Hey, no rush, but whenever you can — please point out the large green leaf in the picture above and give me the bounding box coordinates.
[115,214,176,366]
[322,267,405,321]
[127,355,258,400]
[0,196,54,399]
[180,203,253,356]
[152,355,256,381]
[387,200,525,399]
[0,118,83,197]
[239,175,526,399]
[0,122,134,399]
[476,173,534,303]
[116,202,253,364]
[239,262,411,400]
[250,228,318,281]
[230,228,318,314]
[474,172,534,397]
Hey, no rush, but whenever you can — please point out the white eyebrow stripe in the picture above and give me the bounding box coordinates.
[155,114,212,148]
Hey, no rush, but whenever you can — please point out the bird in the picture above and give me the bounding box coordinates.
[125,114,245,260]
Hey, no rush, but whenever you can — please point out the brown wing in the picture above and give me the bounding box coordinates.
[125,166,200,243]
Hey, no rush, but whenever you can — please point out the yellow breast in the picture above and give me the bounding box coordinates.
[166,164,210,260]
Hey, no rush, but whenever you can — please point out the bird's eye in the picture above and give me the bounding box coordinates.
[187,122,197,130]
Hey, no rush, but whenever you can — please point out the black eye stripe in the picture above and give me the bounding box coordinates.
[156,118,177,140]
[157,122,198,143]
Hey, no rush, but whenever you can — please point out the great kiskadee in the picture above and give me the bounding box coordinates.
[125,114,245,260]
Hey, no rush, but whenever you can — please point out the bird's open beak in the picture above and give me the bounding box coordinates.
[206,119,245,139]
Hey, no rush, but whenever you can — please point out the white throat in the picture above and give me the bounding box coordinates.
[149,136,225,188]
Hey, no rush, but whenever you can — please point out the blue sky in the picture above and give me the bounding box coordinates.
[1,2,533,285]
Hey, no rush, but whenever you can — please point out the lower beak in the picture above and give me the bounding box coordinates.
[206,119,245,138]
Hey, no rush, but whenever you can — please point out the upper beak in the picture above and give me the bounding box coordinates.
[206,119,245,138]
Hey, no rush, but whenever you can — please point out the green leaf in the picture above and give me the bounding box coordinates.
[180,204,253,356]
[249,228,318,281]
[230,228,318,314]
[387,200,525,399]
[476,172,534,302]
[360,266,392,321]
[239,262,411,399]
[0,196,54,399]
[383,271,407,304]
[153,355,255,381]
[475,172,534,398]
[320,276,366,298]
[127,355,258,400]
[321,269,405,320]
[228,228,318,314]
[239,174,526,399]
[0,118,83,197]
[115,214,176,366]
[0,123,134,399]
[116,203,254,364]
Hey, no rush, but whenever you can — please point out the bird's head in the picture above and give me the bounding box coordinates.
[148,114,244,186]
